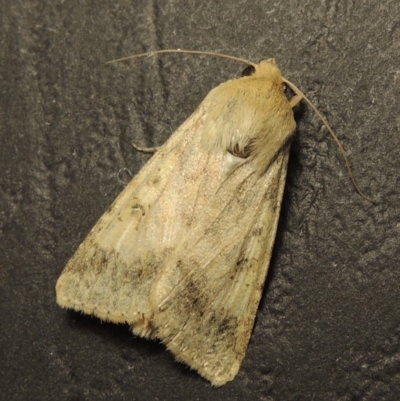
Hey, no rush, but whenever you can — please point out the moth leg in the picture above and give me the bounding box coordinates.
[289,94,303,108]
[131,142,161,153]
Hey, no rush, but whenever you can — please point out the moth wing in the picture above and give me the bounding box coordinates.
[57,60,295,386]
[151,146,290,386]
[56,103,215,328]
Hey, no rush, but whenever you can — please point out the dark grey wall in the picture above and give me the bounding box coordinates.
[1,1,399,400]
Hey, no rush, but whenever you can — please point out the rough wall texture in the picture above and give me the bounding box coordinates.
[1,1,400,400]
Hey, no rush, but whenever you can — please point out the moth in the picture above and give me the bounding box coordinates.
[56,51,368,386]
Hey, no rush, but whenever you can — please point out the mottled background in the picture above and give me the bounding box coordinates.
[1,1,400,400]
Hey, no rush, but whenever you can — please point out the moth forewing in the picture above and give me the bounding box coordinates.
[56,104,210,324]
[151,148,291,386]
[56,59,297,386]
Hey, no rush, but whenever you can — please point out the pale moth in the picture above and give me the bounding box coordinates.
[56,50,370,386]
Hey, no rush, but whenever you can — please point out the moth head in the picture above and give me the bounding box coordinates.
[241,59,284,86]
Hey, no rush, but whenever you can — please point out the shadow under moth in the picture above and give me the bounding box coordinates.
[56,50,370,386]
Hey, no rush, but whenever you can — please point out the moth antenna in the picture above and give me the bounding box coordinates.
[284,78,374,203]
[107,49,372,202]
[105,49,256,67]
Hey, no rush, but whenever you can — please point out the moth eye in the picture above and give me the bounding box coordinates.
[229,144,251,158]
[241,65,255,77]
[283,83,295,101]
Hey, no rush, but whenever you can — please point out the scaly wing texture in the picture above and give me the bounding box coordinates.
[56,104,215,326]
[56,60,296,385]
[151,147,290,386]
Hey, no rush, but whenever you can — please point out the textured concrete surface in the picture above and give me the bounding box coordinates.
[1,1,400,400]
